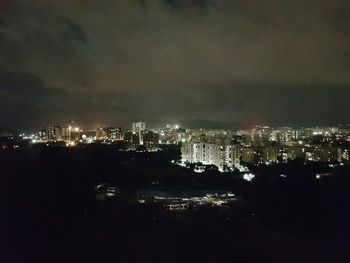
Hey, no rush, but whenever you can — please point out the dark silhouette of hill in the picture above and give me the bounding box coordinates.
[0,145,349,262]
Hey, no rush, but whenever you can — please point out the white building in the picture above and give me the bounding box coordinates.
[222,145,241,169]
[132,121,146,134]
[181,142,241,172]
[132,121,146,145]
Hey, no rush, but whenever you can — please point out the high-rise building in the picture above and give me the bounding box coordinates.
[181,142,241,172]
[242,147,263,164]
[40,126,62,141]
[96,127,123,141]
[310,146,342,163]
[105,127,123,141]
[143,131,159,151]
[61,126,81,143]
[132,121,146,145]
[342,149,349,161]
[221,145,241,170]
[181,143,220,167]
[96,127,107,140]
[132,121,146,134]
[263,146,279,164]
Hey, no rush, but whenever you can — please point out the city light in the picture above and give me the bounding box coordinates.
[243,173,255,181]
[67,142,76,147]
[1,123,349,170]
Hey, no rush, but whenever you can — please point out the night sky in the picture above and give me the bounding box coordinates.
[0,0,350,131]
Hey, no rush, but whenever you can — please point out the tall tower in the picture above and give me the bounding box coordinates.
[132,121,146,145]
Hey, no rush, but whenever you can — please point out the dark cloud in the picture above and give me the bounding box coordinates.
[0,0,349,131]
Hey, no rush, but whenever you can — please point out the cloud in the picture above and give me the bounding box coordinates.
[0,0,349,130]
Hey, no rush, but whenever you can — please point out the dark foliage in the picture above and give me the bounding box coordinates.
[1,145,349,262]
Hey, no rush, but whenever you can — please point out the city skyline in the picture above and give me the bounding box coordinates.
[2,117,350,134]
[2,121,349,170]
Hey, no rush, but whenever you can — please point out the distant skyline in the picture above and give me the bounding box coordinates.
[2,118,350,135]
[1,1,350,131]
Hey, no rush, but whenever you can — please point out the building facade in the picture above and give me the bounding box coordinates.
[181,142,241,172]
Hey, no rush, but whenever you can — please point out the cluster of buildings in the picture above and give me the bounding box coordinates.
[36,121,160,151]
[180,125,350,172]
[2,123,350,171]
[35,121,194,152]
[39,125,82,145]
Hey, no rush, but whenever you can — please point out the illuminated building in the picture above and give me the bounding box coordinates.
[287,146,305,160]
[132,121,146,145]
[61,126,81,143]
[278,147,289,163]
[342,149,349,161]
[262,146,279,164]
[250,127,270,147]
[242,148,263,164]
[181,143,220,166]
[310,146,342,163]
[39,125,81,143]
[181,142,241,172]
[132,121,146,134]
[242,146,304,165]
[166,124,180,130]
[142,131,159,151]
[175,129,188,143]
[96,127,107,140]
[96,127,123,141]
[105,127,123,141]
[40,126,62,141]
[221,145,241,170]
[123,131,134,147]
